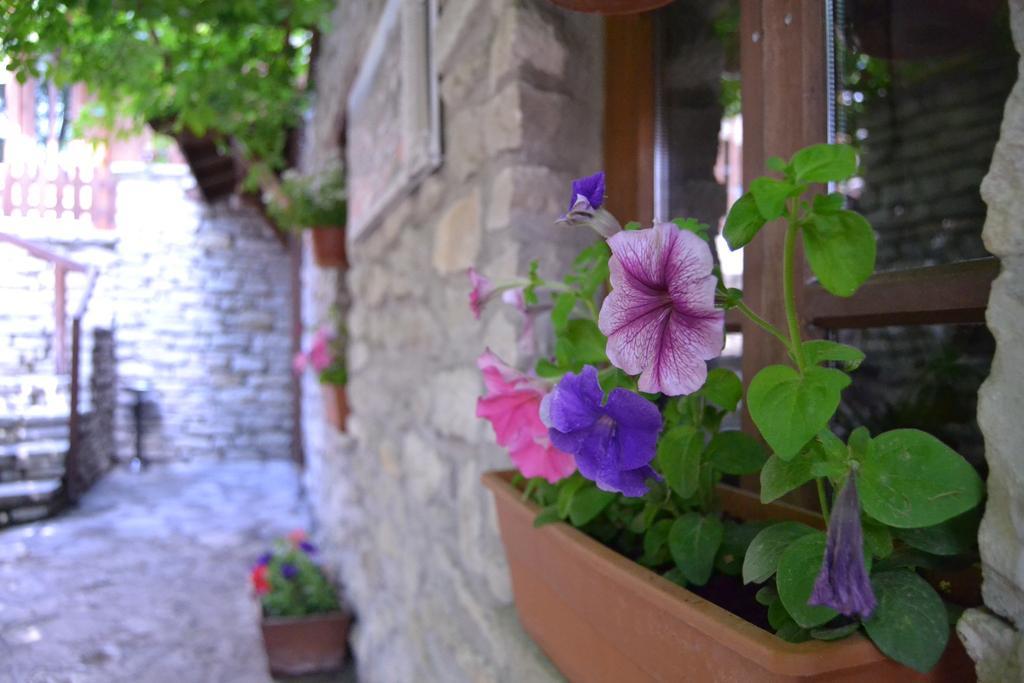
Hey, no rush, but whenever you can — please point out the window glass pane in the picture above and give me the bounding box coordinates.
[833,323,992,469]
[832,1,1015,271]
[654,0,742,289]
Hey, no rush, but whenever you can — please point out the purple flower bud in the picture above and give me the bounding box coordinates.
[281,563,299,580]
[808,472,877,619]
[569,172,606,211]
[256,552,272,567]
[299,541,318,554]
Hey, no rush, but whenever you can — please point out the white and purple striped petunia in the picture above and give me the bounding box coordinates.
[598,223,724,396]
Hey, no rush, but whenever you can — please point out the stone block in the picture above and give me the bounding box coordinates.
[432,189,482,274]
[490,4,567,88]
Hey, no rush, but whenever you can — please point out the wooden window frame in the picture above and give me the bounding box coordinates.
[604,2,998,500]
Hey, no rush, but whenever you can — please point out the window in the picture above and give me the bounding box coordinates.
[604,1,1007,500]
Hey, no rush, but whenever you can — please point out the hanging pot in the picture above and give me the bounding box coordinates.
[322,383,349,432]
[546,0,673,16]
[310,227,348,269]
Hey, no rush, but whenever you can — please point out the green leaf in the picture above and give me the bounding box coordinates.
[535,358,563,378]
[533,506,561,528]
[750,177,798,221]
[656,425,703,499]
[673,217,710,239]
[755,585,779,606]
[790,144,857,183]
[766,156,788,173]
[760,451,815,503]
[768,598,791,630]
[799,340,865,371]
[551,293,576,333]
[859,429,984,528]
[848,427,872,462]
[558,319,607,370]
[863,518,894,559]
[893,506,981,556]
[777,532,837,628]
[748,365,851,460]
[811,192,845,215]
[803,210,876,297]
[742,522,818,584]
[669,512,724,586]
[706,431,767,475]
[701,368,743,412]
[715,521,766,576]
[662,567,688,588]
[568,487,616,526]
[723,193,766,250]
[863,570,949,674]
[623,221,643,231]
[810,622,860,641]
[643,518,674,564]
[556,476,586,518]
[775,618,811,643]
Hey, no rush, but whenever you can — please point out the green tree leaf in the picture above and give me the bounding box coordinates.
[893,506,981,556]
[760,451,815,503]
[790,143,857,183]
[723,193,766,250]
[750,177,798,221]
[863,570,949,674]
[803,210,877,297]
[860,429,984,528]
[777,532,837,628]
[656,425,703,499]
[748,365,851,460]
[742,522,818,584]
[799,340,865,371]
[706,431,767,475]
[568,487,616,526]
[669,512,724,586]
[701,367,743,411]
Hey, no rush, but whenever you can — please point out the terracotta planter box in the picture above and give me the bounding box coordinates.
[310,227,348,268]
[322,384,349,432]
[482,470,975,683]
[260,611,351,678]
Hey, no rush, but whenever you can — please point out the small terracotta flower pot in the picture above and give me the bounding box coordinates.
[546,0,673,15]
[260,611,351,678]
[310,227,348,268]
[482,470,975,682]
[322,384,349,432]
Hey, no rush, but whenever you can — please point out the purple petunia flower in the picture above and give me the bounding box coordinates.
[808,472,877,619]
[256,552,272,567]
[570,172,606,211]
[541,365,662,497]
[281,563,299,580]
[559,172,621,238]
[598,223,724,396]
[299,541,318,554]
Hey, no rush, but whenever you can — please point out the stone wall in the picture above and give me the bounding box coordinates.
[959,1,1024,679]
[300,1,602,680]
[109,169,295,463]
[69,327,117,496]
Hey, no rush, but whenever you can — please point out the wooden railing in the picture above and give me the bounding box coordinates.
[0,231,101,502]
[1,162,116,229]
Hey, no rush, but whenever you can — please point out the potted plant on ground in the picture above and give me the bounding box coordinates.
[267,159,348,268]
[294,325,349,431]
[251,530,351,677]
[472,149,983,681]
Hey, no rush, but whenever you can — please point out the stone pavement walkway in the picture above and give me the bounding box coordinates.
[0,460,354,683]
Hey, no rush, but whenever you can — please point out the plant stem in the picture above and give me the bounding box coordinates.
[782,209,807,372]
[816,478,831,529]
[522,478,538,502]
[735,300,793,351]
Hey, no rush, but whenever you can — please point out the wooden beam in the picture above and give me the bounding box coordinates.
[603,14,654,226]
[806,258,999,329]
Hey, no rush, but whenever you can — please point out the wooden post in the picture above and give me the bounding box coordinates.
[54,264,67,374]
[66,317,82,502]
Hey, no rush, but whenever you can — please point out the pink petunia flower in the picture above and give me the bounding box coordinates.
[468,268,496,320]
[292,351,308,374]
[475,349,575,483]
[307,328,333,372]
[598,223,724,396]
